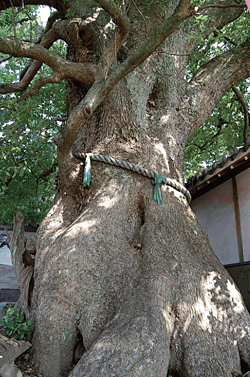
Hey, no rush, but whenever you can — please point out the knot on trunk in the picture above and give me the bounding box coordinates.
[83,105,93,118]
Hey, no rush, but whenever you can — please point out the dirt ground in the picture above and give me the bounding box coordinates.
[14,351,77,377]
[15,352,42,377]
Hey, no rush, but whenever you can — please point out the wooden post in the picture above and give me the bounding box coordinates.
[232,176,244,263]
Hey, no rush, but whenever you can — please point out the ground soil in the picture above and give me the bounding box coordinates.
[15,352,42,377]
[15,351,78,377]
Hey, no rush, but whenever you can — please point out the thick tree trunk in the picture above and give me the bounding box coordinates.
[30,11,250,376]
[30,76,250,377]
[31,171,250,377]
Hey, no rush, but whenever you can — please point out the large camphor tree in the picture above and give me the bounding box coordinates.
[1,0,250,376]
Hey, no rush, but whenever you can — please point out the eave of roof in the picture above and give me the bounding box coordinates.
[186,137,250,201]
[0,225,37,233]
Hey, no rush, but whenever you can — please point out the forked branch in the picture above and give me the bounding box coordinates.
[0,21,61,95]
[0,36,96,91]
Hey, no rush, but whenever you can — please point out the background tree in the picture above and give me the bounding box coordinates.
[1,1,250,377]
[0,6,65,223]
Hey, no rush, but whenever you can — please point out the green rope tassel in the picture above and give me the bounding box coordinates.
[83,153,92,187]
[151,173,164,205]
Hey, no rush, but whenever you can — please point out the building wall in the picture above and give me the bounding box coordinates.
[0,245,12,265]
[191,179,239,265]
[0,230,35,265]
[191,167,250,265]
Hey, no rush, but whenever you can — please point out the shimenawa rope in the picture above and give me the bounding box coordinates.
[74,152,192,205]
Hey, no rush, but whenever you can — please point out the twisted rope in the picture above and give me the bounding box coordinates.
[74,152,191,204]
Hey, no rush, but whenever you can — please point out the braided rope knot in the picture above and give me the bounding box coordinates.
[74,152,191,205]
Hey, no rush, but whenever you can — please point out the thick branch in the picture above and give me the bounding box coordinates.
[197,3,246,12]
[130,0,149,36]
[188,43,250,136]
[59,0,193,154]
[232,85,249,144]
[0,35,95,90]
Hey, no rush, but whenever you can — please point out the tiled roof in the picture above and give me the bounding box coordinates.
[186,137,250,199]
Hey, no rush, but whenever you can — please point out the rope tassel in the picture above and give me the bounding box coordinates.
[151,173,164,205]
[83,153,92,187]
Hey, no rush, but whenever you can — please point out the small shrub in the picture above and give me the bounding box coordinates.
[0,306,34,340]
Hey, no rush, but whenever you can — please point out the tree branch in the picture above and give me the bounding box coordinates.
[38,11,61,42]
[177,1,244,68]
[188,43,250,136]
[52,116,67,122]
[17,11,62,83]
[0,35,96,91]
[95,0,129,38]
[130,0,148,36]
[196,2,246,13]
[0,55,12,64]
[19,73,63,101]
[36,162,57,182]
[0,23,61,94]
[232,85,249,144]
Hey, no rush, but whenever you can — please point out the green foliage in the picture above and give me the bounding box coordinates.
[184,79,250,178]
[186,9,250,81]
[184,8,250,179]
[0,5,39,42]
[0,306,34,340]
[186,14,211,44]
[0,78,66,224]
[0,6,67,224]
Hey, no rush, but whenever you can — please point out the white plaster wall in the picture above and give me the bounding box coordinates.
[191,179,239,265]
[0,230,35,266]
[0,244,12,265]
[236,169,250,261]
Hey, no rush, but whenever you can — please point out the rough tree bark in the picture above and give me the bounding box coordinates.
[1,0,250,376]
